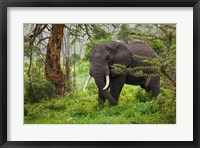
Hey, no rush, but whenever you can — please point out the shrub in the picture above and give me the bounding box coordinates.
[135,88,152,103]
[24,73,56,103]
[157,88,176,123]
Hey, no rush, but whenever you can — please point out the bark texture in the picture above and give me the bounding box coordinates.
[45,24,65,95]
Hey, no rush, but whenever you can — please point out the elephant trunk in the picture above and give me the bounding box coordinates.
[93,74,118,106]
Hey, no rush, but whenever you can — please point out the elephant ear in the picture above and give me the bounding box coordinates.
[106,41,119,53]
[103,41,119,63]
[111,42,132,67]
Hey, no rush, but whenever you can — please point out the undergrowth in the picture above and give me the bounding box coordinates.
[24,82,176,124]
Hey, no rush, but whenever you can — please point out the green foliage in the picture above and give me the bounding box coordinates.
[116,24,133,43]
[135,88,152,103]
[24,78,56,103]
[148,39,166,54]
[24,62,56,103]
[24,86,175,124]
[92,27,111,40]
[111,55,160,78]
[70,53,81,63]
[82,42,93,62]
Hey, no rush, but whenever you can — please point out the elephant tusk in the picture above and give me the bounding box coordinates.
[103,75,110,90]
[83,75,92,92]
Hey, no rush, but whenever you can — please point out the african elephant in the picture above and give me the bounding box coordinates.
[83,41,160,106]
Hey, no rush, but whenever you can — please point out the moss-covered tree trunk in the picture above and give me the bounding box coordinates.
[45,24,65,95]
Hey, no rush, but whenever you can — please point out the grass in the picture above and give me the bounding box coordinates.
[24,83,176,124]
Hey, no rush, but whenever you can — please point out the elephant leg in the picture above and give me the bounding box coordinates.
[149,85,160,98]
[110,74,126,103]
[148,76,160,98]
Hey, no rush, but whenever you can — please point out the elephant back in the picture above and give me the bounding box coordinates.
[127,42,157,68]
[128,42,156,58]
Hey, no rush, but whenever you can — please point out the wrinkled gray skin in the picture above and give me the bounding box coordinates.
[89,41,160,106]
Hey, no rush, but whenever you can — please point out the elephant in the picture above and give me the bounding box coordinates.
[83,41,160,106]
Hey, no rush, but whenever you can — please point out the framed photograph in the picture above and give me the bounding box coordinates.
[0,0,199,147]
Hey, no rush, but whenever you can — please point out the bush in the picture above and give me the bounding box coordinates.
[135,88,152,103]
[24,78,56,103]
[157,88,176,123]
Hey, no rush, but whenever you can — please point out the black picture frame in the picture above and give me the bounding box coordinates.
[0,0,199,147]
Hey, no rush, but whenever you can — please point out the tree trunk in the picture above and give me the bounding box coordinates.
[45,24,65,95]
[65,29,70,84]
[73,42,76,87]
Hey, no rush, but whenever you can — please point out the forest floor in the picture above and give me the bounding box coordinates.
[24,83,176,124]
